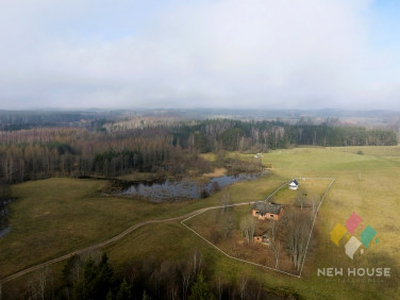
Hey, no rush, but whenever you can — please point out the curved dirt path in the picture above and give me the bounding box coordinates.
[1,179,298,284]
[0,202,253,284]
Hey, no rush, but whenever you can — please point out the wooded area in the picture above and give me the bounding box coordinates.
[0,118,397,183]
[3,249,292,300]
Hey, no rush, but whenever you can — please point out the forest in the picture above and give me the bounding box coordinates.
[4,249,296,300]
[0,116,397,183]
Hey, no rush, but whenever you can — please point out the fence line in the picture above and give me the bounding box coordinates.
[1,177,336,284]
[181,177,336,278]
[298,178,336,277]
[181,214,301,278]
[264,178,293,202]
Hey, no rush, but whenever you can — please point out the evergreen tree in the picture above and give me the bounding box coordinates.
[142,290,151,300]
[115,279,133,300]
[73,254,115,300]
[189,272,215,300]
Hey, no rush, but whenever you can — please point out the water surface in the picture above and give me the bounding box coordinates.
[121,173,263,202]
[0,199,12,238]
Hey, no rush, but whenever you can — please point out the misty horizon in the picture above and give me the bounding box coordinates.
[1,1,400,110]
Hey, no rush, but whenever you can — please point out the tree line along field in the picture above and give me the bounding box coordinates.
[0,118,397,184]
[1,146,400,299]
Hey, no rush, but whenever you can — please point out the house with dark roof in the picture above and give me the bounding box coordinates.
[252,201,284,221]
[289,179,299,190]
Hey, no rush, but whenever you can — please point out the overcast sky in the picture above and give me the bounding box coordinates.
[1,0,399,110]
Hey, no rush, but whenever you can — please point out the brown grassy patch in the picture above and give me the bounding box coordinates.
[203,168,228,178]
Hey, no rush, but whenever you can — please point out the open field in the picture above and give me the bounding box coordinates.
[0,175,285,278]
[1,146,400,299]
[268,177,333,205]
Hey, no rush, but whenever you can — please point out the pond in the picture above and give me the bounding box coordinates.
[120,172,264,202]
[0,198,12,239]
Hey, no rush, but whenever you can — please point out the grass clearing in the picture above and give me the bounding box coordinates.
[263,147,400,299]
[2,146,400,299]
[202,167,228,178]
[199,152,216,162]
[0,174,281,278]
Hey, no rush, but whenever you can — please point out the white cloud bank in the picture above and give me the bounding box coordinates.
[0,0,399,110]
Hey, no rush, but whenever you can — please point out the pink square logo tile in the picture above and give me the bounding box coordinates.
[345,212,362,235]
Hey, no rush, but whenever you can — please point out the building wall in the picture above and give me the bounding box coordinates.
[253,235,270,245]
[253,209,266,220]
[266,208,284,220]
[253,208,283,221]
[254,236,263,243]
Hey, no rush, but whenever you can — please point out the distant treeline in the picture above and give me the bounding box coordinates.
[0,119,397,183]
[181,119,397,152]
[0,110,123,131]
[0,127,211,183]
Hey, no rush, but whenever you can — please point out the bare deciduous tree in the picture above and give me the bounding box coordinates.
[241,216,255,244]
[179,249,203,300]
[179,261,192,300]
[220,190,231,214]
[269,217,283,242]
[191,249,202,278]
[221,211,236,239]
[25,266,54,300]
[238,275,248,300]
[214,273,226,300]
[295,188,307,210]
[270,240,282,268]
[286,211,312,271]
[209,223,221,244]
[159,260,179,300]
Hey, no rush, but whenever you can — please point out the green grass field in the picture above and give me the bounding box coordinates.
[1,146,400,299]
[0,175,285,278]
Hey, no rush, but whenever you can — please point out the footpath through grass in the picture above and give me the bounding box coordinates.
[2,146,400,299]
[0,174,284,278]
[107,147,400,299]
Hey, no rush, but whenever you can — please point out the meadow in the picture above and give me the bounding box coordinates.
[1,146,399,299]
[0,175,285,278]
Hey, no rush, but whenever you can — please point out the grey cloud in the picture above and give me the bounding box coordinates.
[0,0,399,110]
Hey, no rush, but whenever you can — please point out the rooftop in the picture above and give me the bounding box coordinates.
[252,201,283,215]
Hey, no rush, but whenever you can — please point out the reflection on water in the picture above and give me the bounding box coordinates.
[0,199,12,238]
[0,226,11,239]
[121,173,263,202]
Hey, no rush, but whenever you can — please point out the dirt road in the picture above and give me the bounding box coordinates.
[0,202,252,284]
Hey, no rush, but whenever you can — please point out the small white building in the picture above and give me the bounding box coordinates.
[289,180,299,190]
